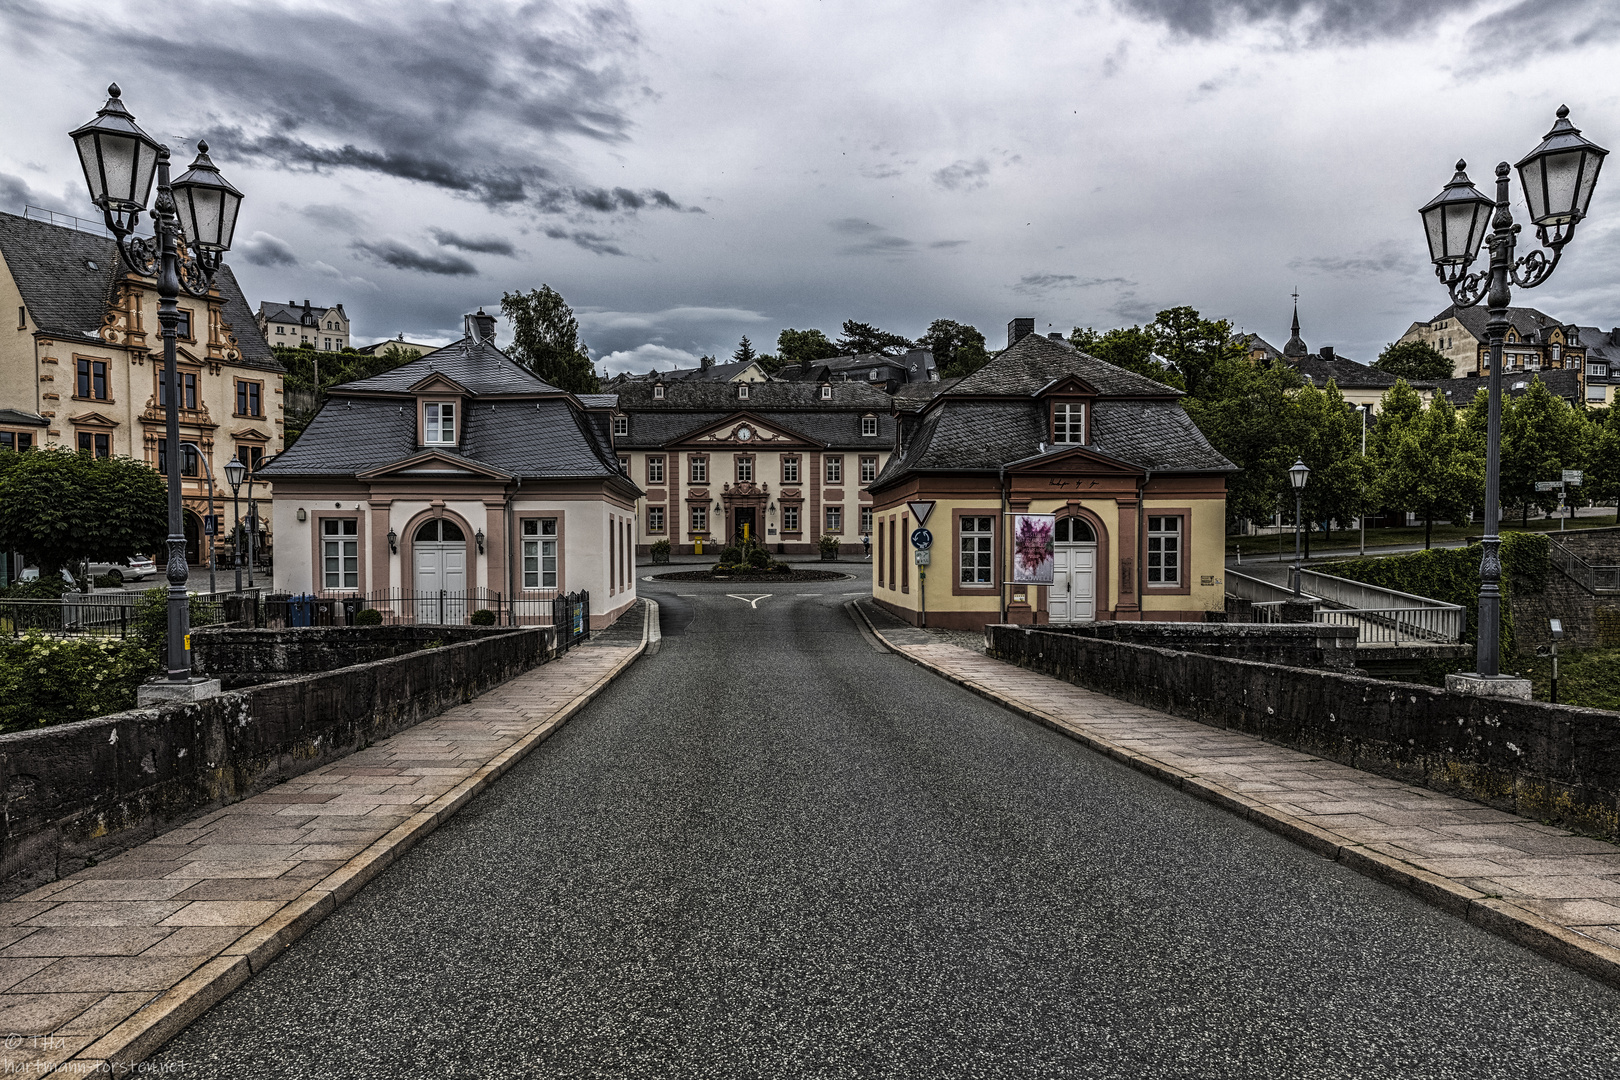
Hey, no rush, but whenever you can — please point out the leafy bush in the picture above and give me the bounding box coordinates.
[93,574,122,589]
[469,609,496,626]
[354,608,383,626]
[0,577,67,600]
[747,547,769,568]
[650,538,671,563]
[131,588,217,657]
[1318,532,1549,655]
[0,632,156,732]
[720,545,743,564]
[712,563,734,574]
[818,534,842,558]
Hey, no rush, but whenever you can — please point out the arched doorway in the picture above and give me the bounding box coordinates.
[414,518,467,622]
[1049,516,1097,623]
[183,510,202,567]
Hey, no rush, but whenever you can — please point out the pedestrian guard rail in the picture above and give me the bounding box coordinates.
[1546,535,1620,595]
[0,588,260,639]
[1226,569,1462,645]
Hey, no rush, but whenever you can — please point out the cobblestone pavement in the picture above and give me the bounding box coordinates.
[0,620,644,1076]
[148,579,1620,1079]
[883,634,1620,989]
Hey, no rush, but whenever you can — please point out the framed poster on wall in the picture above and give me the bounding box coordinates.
[1012,514,1055,585]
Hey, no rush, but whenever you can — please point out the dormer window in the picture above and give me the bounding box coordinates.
[738,384,749,401]
[1052,402,1085,444]
[653,383,665,400]
[820,384,831,400]
[613,415,629,437]
[861,415,878,437]
[424,401,457,444]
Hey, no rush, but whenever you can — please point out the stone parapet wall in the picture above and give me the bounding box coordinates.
[192,625,537,687]
[1028,620,1360,670]
[987,624,1620,837]
[0,627,553,899]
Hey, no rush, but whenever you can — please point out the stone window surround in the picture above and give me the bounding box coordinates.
[235,377,265,419]
[780,501,801,534]
[312,509,366,594]
[646,456,665,485]
[73,355,112,403]
[647,504,665,533]
[1143,507,1192,595]
[781,455,800,484]
[952,508,997,596]
[520,513,564,591]
[155,366,201,411]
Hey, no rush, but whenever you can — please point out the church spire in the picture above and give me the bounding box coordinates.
[1283,288,1307,359]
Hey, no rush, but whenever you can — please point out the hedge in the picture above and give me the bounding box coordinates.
[0,632,156,732]
[1318,532,1549,655]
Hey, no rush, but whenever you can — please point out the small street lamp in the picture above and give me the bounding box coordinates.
[223,456,246,595]
[1419,105,1606,681]
[1289,458,1310,596]
[70,85,243,686]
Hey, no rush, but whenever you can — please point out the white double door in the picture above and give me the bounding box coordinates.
[415,542,467,623]
[1049,543,1096,623]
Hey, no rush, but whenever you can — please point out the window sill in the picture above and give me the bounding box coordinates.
[71,397,114,405]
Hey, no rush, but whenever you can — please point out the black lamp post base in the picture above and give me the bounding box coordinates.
[136,676,223,707]
[1444,672,1532,701]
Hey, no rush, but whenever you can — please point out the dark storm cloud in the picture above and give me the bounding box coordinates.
[1465,0,1620,58]
[542,227,626,257]
[830,218,915,257]
[1014,274,1135,295]
[0,0,692,219]
[241,232,299,268]
[0,170,74,215]
[1114,0,1482,41]
[351,239,478,276]
[430,229,518,257]
[1289,246,1420,277]
[932,159,991,191]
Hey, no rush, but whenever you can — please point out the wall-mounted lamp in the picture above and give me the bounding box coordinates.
[387,528,398,554]
[769,501,777,516]
[296,507,307,522]
[475,528,485,554]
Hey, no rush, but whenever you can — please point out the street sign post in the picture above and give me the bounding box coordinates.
[914,549,930,565]
[910,527,932,549]
[1535,481,1558,492]
[907,501,935,526]
[1564,469,1584,485]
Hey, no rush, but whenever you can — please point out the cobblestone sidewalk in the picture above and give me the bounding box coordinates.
[866,621,1620,991]
[0,610,648,1076]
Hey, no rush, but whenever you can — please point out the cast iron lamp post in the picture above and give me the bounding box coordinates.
[72,85,244,683]
[1419,105,1606,680]
[1289,458,1310,597]
[1355,405,1369,557]
[224,456,246,596]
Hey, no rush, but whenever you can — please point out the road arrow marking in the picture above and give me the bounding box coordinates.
[726,594,771,608]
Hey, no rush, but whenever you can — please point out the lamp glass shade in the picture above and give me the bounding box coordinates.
[170,141,243,252]
[222,457,246,490]
[1419,161,1493,266]
[69,85,160,211]
[1289,459,1310,491]
[1516,106,1607,228]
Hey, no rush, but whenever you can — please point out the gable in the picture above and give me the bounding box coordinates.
[1036,374,1099,398]
[357,449,513,482]
[407,371,471,395]
[1010,443,1144,478]
[673,412,820,448]
[67,409,120,428]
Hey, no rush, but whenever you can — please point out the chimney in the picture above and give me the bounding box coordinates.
[1007,318,1035,348]
[701,355,714,370]
[464,308,497,343]
[1319,346,1335,360]
[1048,332,1063,340]
[1611,327,1620,346]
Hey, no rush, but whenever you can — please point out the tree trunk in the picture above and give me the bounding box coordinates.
[1424,513,1433,550]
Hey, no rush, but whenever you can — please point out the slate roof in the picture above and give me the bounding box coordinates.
[618,358,762,383]
[338,337,564,395]
[1430,303,1570,343]
[1433,369,1583,406]
[576,394,618,409]
[0,211,279,372]
[1291,351,1434,390]
[892,377,959,411]
[0,408,47,427]
[353,338,440,356]
[1578,327,1620,369]
[944,332,1181,397]
[620,408,896,450]
[614,379,891,411]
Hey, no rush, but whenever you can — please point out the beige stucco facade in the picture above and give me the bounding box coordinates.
[257,301,349,352]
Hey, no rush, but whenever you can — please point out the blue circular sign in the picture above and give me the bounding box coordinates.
[911,528,933,549]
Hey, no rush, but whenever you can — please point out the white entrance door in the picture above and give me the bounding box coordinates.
[1049,516,1098,623]
[414,519,467,623]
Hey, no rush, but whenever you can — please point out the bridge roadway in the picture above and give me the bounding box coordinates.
[152,576,1620,1077]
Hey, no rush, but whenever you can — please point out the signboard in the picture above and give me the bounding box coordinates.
[910,528,933,549]
[914,549,930,566]
[1564,469,1584,486]
[202,515,219,535]
[1536,481,1558,492]
[1012,513,1055,586]
[906,501,936,525]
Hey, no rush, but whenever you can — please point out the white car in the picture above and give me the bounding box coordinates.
[87,556,157,583]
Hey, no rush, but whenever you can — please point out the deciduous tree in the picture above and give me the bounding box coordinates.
[1372,388,1483,548]
[835,319,912,356]
[1070,325,1180,388]
[0,449,165,580]
[776,328,840,372]
[918,319,991,378]
[500,286,600,394]
[1374,340,1454,381]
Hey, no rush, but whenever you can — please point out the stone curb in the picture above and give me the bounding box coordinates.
[856,610,1620,993]
[67,602,657,1076]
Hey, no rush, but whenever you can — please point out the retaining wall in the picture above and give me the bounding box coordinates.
[0,626,553,898]
[987,624,1620,837]
[1029,621,1360,671]
[192,625,532,687]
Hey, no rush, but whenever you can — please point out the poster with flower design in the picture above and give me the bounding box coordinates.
[1012,513,1055,585]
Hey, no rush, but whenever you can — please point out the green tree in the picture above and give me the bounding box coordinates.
[918,319,991,378]
[1374,340,1454,381]
[1147,306,1246,401]
[835,319,912,356]
[1182,359,1305,530]
[500,285,600,393]
[1289,380,1368,551]
[1070,325,1181,387]
[776,328,840,372]
[1499,378,1586,524]
[733,336,757,365]
[1372,389,1483,548]
[0,449,165,580]
[1586,405,1620,524]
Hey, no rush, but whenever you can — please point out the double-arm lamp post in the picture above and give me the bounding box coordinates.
[1419,106,1606,681]
[70,86,243,684]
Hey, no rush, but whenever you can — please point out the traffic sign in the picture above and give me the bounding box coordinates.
[907,501,935,525]
[1564,469,1584,486]
[911,528,933,549]
[1536,481,1558,492]
[914,549,930,566]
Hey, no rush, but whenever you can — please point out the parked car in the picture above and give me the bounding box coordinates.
[87,556,157,583]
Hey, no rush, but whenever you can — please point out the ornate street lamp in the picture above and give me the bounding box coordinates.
[72,85,243,686]
[1420,105,1606,684]
[1289,458,1309,597]
[224,456,246,596]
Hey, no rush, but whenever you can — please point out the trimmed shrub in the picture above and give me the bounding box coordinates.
[354,608,384,626]
[93,574,122,589]
[747,547,769,568]
[818,534,842,559]
[650,538,671,564]
[720,545,743,564]
[469,609,497,626]
[0,577,68,600]
[0,632,157,732]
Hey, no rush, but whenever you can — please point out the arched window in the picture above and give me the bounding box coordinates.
[415,519,465,542]
[1054,516,1096,543]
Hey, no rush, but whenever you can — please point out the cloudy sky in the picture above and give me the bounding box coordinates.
[3,0,1619,373]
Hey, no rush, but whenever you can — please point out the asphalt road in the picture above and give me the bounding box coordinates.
[152,575,1620,1079]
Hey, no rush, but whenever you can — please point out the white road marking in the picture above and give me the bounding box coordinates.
[642,575,656,582]
[726,594,772,608]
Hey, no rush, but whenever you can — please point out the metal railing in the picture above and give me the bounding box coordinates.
[0,588,253,639]
[1546,535,1620,594]
[554,590,591,651]
[1313,605,1462,646]
[290,588,592,645]
[1227,569,1462,644]
[1225,570,1300,605]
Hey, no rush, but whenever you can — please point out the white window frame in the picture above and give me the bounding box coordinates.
[783,504,800,532]
[522,517,558,589]
[322,518,359,590]
[653,384,665,399]
[783,457,800,483]
[959,515,994,587]
[825,456,842,484]
[860,506,873,535]
[648,457,665,484]
[860,456,877,484]
[861,415,878,436]
[825,506,842,532]
[1146,515,1181,588]
[691,505,708,532]
[821,384,831,399]
[738,384,749,400]
[1052,402,1084,444]
[648,505,665,533]
[613,415,628,437]
[690,456,707,484]
[736,456,753,483]
[424,401,457,444]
